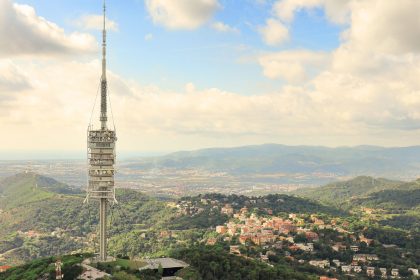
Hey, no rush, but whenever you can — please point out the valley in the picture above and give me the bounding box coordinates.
[4,144,420,198]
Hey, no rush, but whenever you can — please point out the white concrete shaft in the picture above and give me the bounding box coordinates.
[99,198,107,261]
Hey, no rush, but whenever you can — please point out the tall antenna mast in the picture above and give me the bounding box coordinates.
[85,0,117,263]
[100,0,107,130]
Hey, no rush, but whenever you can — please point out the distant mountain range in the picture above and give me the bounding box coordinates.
[126,144,420,180]
[3,144,420,188]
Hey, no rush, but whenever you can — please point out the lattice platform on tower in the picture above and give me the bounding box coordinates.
[87,128,116,201]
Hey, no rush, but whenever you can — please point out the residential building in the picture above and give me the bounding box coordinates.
[341,266,351,273]
[309,260,330,269]
[408,268,419,276]
[353,254,379,262]
[221,204,234,215]
[391,269,399,277]
[239,235,250,245]
[229,246,241,255]
[352,266,362,273]
[332,243,346,252]
[367,267,375,277]
[380,268,387,278]
[305,231,319,241]
[216,226,226,234]
[206,238,217,245]
[350,245,359,252]
[359,234,373,246]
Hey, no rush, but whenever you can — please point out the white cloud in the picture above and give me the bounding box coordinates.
[4,0,420,152]
[322,0,351,24]
[249,0,420,144]
[258,18,289,46]
[0,60,31,93]
[273,0,322,22]
[145,0,220,30]
[3,50,420,151]
[344,0,420,54]
[211,21,239,33]
[258,50,328,82]
[74,14,119,31]
[273,0,351,24]
[0,0,97,57]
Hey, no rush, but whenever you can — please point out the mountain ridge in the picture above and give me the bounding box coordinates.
[297,175,420,209]
[124,144,420,181]
[0,172,81,210]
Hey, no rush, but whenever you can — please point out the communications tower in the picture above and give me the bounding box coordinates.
[85,0,117,262]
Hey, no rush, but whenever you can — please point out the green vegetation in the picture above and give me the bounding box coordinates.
[108,258,146,270]
[0,173,54,209]
[0,173,178,265]
[297,176,403,206]
[0,172,346,265]
[0,172,82,210]
[0,254,89,280]
[297,176,420,236]
[171,245,317,280]
[352,188,420,210]
[0,172,419,280]
[379,214,420,231]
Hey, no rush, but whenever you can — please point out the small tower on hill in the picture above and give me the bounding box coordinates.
[55,259,63,280]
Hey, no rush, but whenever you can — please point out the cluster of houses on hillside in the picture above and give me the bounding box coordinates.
[203,202,419,279]
[172,198,419,279]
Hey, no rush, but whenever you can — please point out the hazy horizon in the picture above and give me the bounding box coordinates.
[3,142,420,160]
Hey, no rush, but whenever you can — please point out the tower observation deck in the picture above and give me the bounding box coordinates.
[85,0,117,262]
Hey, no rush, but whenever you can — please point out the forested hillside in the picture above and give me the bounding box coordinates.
[0,173,344,266]
[297,176,403,205]
[297,176,420,232]
[0,173,80,209]
[1,173,419,280]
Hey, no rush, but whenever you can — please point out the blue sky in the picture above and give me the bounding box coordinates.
[1,0,420,156]
[17,0,342,95]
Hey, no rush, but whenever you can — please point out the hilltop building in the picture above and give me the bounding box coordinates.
[139,258,189,277]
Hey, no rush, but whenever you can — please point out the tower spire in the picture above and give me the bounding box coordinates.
[100,0,107,130]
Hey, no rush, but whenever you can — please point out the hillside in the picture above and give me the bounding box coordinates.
[0,173,419,279]
[0,172,81,209]
[297,176,403,205]
[297,176,420,232]
[0,173,345,266]
[297,176,420,208]
[0,173,176,266]
[0,254,88,280]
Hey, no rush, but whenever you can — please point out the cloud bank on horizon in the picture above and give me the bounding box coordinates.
[1,0,420,153]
